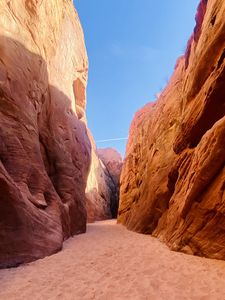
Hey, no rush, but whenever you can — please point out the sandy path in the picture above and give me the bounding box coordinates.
[1,220,225,300]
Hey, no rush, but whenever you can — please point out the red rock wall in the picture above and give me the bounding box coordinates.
[97,148,123,217]
[118,0,225,259]
[0,0,114,268]
[85,136,116,222]
[85,145,122,223]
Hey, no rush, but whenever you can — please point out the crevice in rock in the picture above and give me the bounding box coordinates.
[188,68,225,148]
[210,15,216,26]
[217,48,225,70]
[167,166,179,196]
[39,134,52,176]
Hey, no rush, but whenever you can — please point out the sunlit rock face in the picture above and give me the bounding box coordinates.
[118,0,225,259]
[97,148,123,217]
[0,0,95,268]
[85,143,122,222]
[85,135,113,222]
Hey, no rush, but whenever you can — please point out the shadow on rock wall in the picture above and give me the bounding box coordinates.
[0,36,91,268]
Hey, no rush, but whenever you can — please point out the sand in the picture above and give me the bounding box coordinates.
[1,220,225,300]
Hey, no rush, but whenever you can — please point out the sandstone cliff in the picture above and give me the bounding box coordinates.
[0,0,115,268]
[85,138,121,222]
[118,0,225,259]
[97,148,123,217]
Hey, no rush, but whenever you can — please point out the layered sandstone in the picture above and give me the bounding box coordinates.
[97,148,123,217]
[0,0,113,268]
[85,139,118,222]
[118,0,225,259]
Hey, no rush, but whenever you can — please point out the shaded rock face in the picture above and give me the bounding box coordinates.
[118,0,225,259]
[0,0,92,268]
[85,136,115,222]
[85,145,122,222]
[97,148,123,217]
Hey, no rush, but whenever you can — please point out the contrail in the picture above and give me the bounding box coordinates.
[96,137,128,143]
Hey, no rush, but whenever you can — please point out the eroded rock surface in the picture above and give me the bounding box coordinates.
[118,0,225,259]
[98,148,123,217]
[85,137,116,222]
[0,0,113,268]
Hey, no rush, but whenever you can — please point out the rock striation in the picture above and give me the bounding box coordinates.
[0,0,90,268]
[85,139,122,222]
[97,148,123,217]
[118,0,225,259]
[0,0,116,268]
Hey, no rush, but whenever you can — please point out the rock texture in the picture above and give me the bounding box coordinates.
[85,138,120,222]
[0,0,113,268]
[118,0,225,259]
[97,148,123,217]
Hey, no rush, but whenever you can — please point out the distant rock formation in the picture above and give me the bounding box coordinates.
[85,139,122,222]
[118,0,225,259]
[0,0,116,268]
[97,148,123,217]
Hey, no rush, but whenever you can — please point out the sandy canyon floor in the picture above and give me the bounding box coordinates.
[1,220,225,300]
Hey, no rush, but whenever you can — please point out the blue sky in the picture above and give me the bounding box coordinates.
[74,1,199,156]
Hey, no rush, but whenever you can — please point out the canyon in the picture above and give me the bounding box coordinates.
[0,0,225,299]
[0,1,225,299]
[118,0,225,260]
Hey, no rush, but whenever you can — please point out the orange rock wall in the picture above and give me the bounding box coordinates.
[118,0,225,259]
[85,138,121,222]
[98,148,123,218]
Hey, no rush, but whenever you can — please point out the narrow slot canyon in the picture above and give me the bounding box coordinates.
[0,0,225,299]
